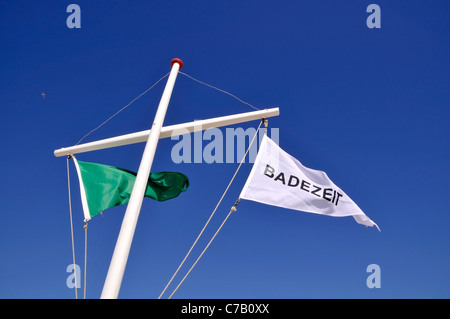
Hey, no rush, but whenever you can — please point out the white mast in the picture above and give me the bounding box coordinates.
[55,59,280,298]
[100,58,182,299]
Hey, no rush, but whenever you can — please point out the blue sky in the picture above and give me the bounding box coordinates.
[0,1,449,299]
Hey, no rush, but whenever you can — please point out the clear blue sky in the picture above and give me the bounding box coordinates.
[0,1,449,299]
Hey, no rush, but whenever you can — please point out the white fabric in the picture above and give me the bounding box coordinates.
[240,135,380,231]
[72,155,92,222]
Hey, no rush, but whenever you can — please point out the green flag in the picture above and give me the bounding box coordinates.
[73,158,189,221]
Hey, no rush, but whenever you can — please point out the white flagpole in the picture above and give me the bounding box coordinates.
[100,58,182,299]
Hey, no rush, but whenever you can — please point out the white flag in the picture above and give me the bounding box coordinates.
[240,135,380,231]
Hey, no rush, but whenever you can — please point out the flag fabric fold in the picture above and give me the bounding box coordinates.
[72,157,189,221]
[240,135,379,231]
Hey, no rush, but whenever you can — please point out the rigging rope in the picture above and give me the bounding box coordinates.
[168,200,239,299]
[159,119,265,299]
[83,222,88,299]
[179,71,261,111]
[67,156,89,299]
[74,72,170,146]
[74,70,263,146]
[66,156,78,299]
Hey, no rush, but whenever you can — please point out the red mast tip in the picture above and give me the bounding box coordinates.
[171,58,183,70]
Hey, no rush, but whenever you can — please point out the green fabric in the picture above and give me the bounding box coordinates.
[77,160,189,218]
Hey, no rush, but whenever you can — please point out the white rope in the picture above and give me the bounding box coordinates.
[66,156,78,299]
[179,71,261,111]
[67,157,89,299]
[75,70,266,146]
[159,119,264,299]
[168,203,238,299]
[75,72,170,146]
[83,222,88,299]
